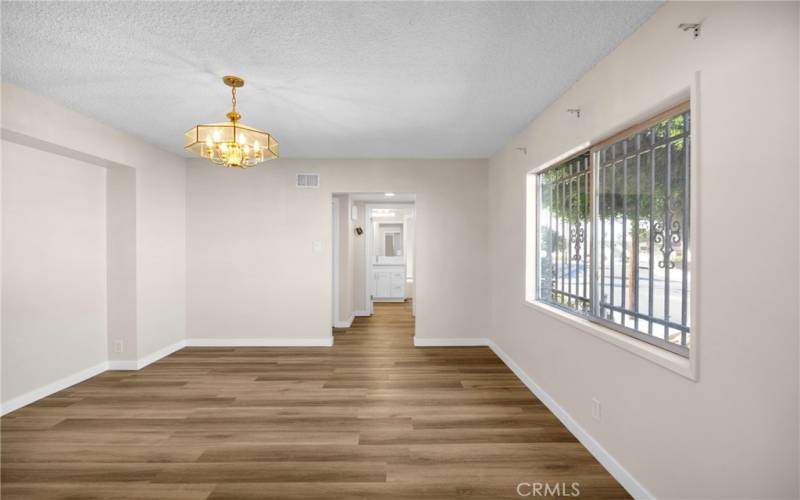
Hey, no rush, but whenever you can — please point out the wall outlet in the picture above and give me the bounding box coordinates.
[114,340,124,353]
[312,240,322,253]
[591,397,601,421]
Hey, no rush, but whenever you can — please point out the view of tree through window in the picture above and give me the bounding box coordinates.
[537,153,592,312]
[536,106,691,356]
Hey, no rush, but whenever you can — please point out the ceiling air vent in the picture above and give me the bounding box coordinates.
[296,173,320,189]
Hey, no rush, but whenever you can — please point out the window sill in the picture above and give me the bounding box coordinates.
[523,300,698,381]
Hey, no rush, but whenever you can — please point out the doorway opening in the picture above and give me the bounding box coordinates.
[331,193,416,334]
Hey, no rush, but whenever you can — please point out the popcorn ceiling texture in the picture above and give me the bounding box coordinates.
[1,1,661,159]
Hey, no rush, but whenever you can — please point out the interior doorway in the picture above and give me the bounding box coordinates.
[331,193,416,330]
[364,202,415,316]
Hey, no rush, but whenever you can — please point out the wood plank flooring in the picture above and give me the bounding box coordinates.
[1,301,630,499]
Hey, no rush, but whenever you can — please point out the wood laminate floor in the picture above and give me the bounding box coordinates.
[1,301,629,499]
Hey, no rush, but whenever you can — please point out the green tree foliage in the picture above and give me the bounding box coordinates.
[540,113,688,227]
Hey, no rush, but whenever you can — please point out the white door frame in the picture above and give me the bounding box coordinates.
[332,196,341,326]
[403,211,417,317]
[364,202,415,314]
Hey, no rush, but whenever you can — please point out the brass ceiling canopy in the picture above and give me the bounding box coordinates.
[185,75,279,169]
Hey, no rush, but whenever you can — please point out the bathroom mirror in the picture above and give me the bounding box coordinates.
[384,231,402,256]
[375,223,404,260]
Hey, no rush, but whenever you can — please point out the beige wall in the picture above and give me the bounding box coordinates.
[1,84,187,406]
[488,2,799,498]
[186,159,488,342]
[106,166,137,361]
[135,150,186,357]
[333,193,354,324]
[2,142,108,401]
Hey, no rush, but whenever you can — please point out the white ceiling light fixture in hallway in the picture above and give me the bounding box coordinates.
[1,1,662,158]
[372,209,398,218]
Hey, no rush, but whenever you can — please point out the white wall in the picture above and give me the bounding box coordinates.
[1,84,187,407]
[186,159,488,343]
[106,166,137,361]
[135,153,186,357]
[2,141,107,401]
[352,200,368,313]
[488,2,799,498]
[333,193,354,324]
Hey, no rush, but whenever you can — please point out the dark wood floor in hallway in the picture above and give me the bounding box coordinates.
[1,301,630,499]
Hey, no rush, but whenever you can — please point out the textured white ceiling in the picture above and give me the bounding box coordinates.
[1,1,661,158]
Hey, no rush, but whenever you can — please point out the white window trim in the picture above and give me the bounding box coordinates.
[524,72,701,381]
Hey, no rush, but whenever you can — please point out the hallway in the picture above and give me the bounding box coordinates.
[2,301,628,499]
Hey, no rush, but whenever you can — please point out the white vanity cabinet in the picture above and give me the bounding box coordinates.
[374,266,405,300]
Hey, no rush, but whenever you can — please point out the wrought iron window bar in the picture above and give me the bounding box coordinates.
[536,104,691,357]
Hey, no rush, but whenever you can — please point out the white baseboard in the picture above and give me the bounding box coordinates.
[2,337,334,415]
[486,339,652,500]
[107,360,138,370]
[2,331,647,498]
[185,337,334,347]
[1,361,109,416]
[352,310,371,317]
[413,336,491,347]
[136,339,187,369]
[108,339,188,371]
[410,335,649,499]
[333,315,355,328]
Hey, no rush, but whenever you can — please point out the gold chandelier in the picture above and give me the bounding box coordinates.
[185,75,279,168]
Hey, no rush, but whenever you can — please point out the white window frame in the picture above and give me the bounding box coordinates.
[525,77,701,381]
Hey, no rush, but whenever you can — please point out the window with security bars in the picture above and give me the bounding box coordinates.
[537,152,592,313]
[535,105,691,356]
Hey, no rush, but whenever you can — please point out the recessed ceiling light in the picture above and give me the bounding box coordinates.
[384,192,395,197]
